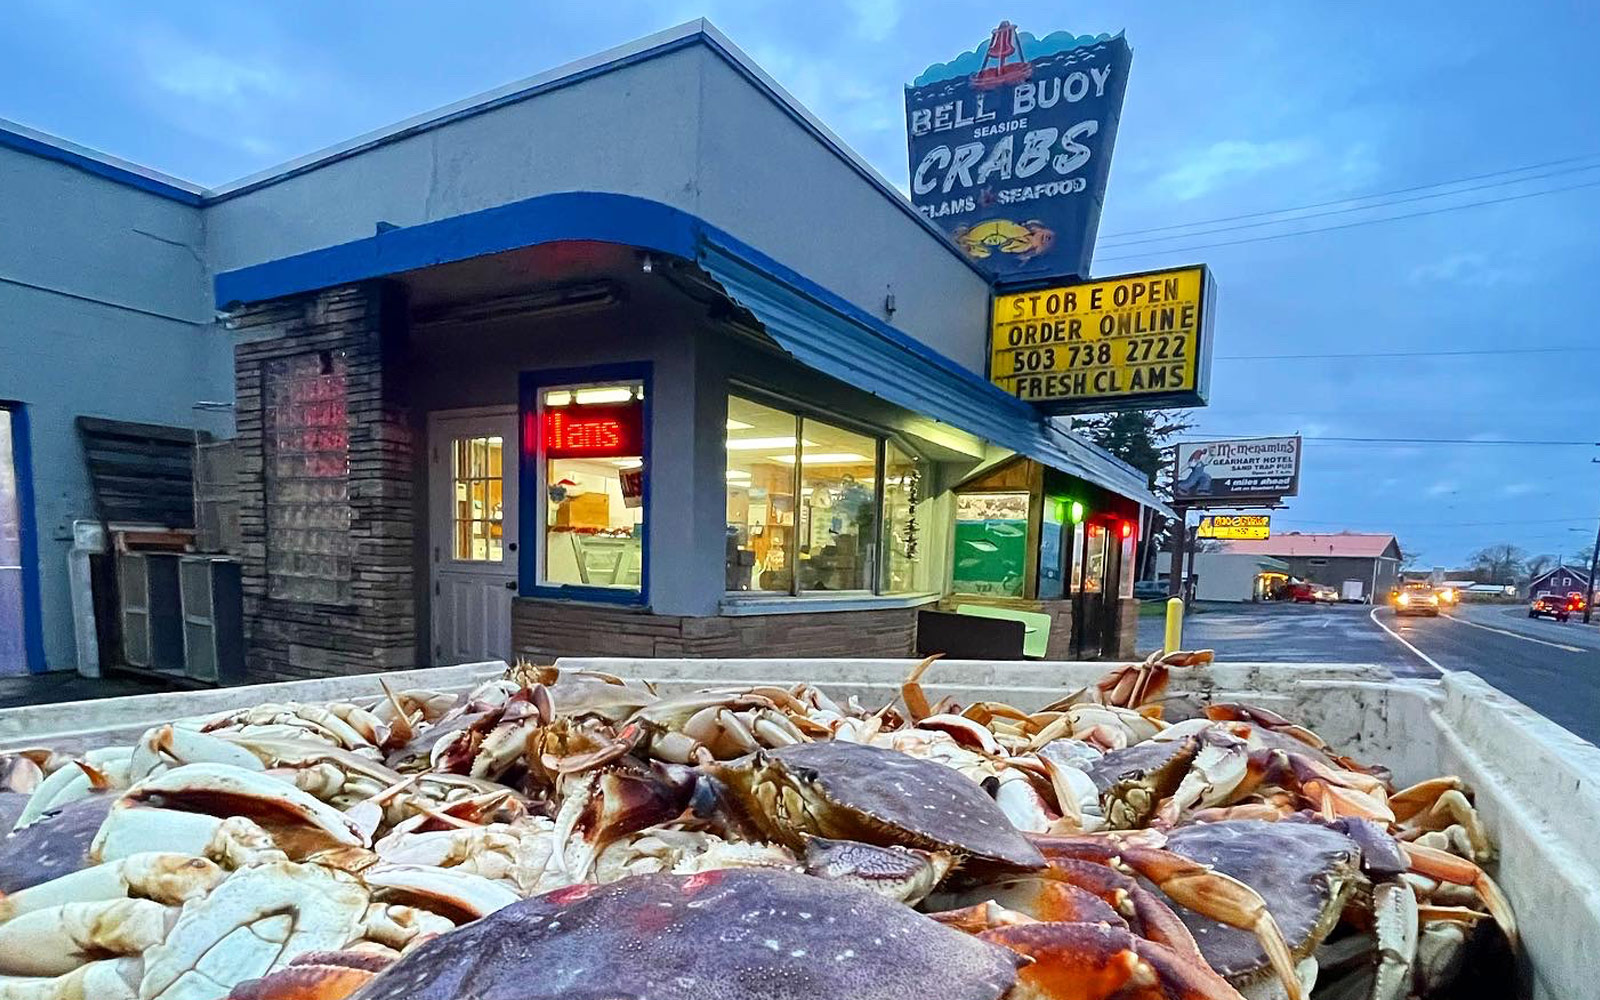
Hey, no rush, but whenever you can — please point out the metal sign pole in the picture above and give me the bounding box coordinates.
[1586,517,1600,625]
[1168,505,1187,598]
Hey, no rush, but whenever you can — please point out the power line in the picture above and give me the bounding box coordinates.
[1194,435,1599,447]
[1098,152,1600,240]
[1276,516,1597,528]
[1216,346,1600,361]
[1098,161,1600,249]
[1095,176,1600,262]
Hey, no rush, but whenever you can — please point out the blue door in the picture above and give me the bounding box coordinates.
[0,406,25,674]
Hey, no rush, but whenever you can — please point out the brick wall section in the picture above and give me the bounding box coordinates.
[232,283,417,680]
[512,600,918,661]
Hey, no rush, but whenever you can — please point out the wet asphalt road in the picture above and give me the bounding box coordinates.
[1138,600,1600,746]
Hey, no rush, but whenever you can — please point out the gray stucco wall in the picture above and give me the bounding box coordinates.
[203,48,707,277]
[203,43,987,377]
[0,146,230,669]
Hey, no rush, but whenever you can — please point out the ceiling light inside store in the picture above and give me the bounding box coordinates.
[572,387,636,404]
[726,436,806,451]
[725,470,752,480]
[726,419,754,430]
[611,459,643,469]
[770,453,869,464]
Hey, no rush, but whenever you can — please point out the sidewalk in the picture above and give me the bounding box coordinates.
[0,671,180,710]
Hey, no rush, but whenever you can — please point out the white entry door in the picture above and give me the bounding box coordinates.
[429,409,518,665]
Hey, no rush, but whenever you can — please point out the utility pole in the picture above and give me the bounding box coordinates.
[1586,517,1599,625]
[1167,505,1188,597]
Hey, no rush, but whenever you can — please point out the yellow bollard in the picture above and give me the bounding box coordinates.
[1164,597,1185,653]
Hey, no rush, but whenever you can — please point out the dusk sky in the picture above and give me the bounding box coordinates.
[6,1,1599,568]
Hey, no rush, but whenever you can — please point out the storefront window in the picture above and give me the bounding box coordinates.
[952,492,1029,597]
[881,443,927,594]
[725,397,798,592]
[540,382,645,592]
[1081,522,1108,595]
[797,421,877,593]
[1038,497,1066,600]
[453,436,504,562]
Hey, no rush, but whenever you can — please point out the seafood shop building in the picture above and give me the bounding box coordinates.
[2,21,1168,681]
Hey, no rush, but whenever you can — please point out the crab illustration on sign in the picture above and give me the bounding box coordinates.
[953,219,1056,261]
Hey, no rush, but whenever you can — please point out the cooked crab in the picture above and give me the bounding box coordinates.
[705,739,1045,872]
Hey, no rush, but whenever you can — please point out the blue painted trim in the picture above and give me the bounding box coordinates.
[518,362,652,608]
[0,125,203,206]
[216,192,698,306]
[3,403,48,673]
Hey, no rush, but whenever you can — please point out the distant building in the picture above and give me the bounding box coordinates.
[1190,551,1291,602]
[1527,565,1591,600]
[1204,532,1401,603]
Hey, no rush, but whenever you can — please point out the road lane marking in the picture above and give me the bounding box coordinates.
[1368,607,1448,673]
[1443,614,1585,653]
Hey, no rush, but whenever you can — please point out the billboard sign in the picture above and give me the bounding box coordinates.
[1173,436,1302,505]
[989,264,1214,412]
[905,21,1132,282]
[1197,514,1271,541]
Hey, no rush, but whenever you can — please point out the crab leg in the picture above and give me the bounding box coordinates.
[981,922,1246,1000]
[0,898,175,976]
[1399,842,1517,949]
[1033,838,1303,1000]
[0,956,142,1000]
[0,853,222,921]
[1370,880,1419,1000]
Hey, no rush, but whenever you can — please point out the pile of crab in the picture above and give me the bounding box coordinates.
[0,651,1516,1000]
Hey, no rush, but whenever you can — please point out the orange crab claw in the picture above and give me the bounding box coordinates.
[1033,838,1302,1000]
[1400,841,1518,950]
[980,922,1246,1000]
[900,654,942,723]
[227,949,395,999]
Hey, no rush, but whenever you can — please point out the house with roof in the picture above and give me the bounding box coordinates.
[1527,565,1591,601]
[1199,532,1402,603]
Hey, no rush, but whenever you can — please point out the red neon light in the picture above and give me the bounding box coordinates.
[1120,521,1133,539]
[545,412,623,453]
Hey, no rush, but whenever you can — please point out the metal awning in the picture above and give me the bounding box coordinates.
[697,235,1173,516]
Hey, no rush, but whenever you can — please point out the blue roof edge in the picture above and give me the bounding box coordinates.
[0,118,204,205]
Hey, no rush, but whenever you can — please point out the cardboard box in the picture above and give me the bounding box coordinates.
[555,492,610,529]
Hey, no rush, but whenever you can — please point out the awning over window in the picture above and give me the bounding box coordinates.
[697,235,1173,517]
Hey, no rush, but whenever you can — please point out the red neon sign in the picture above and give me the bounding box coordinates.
[539,399,643,459]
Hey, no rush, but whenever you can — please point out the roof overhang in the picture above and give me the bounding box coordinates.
[214,191,1170,516]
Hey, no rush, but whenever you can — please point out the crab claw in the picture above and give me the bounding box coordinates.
[227,949,395,999]
[1400,841,1518,950]
[362,863,519,923]
[93,763,369,863]
[980,922,1246,1000]
[0,852,223,922]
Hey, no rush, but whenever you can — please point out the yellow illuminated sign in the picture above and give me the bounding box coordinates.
[988,264,1214,412]
[1197,515,1270,541]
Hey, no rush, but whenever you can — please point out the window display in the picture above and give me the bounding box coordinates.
[796,421,877,593]
[725,397,798,592]
[726,394,928,598]
[540,382,645,592]
[951,492,1029,597]
[881,443,928,594]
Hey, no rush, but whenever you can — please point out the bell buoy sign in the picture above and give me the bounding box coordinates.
[905,21,1132,282]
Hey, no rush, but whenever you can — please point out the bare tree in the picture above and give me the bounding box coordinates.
[1469,543,1526,585]
[1524,553,1556,581]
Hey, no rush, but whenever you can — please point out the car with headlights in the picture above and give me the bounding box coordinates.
[1529,593,1576,622]
[1394,582,1442,617]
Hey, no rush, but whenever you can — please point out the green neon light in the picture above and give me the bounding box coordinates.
[1069,500,1085,524]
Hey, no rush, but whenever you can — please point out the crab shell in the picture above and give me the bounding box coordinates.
[711,741,1045,871]
[348,869,1023,1000]
[1163,819,1361,986]
[0,793,113,893]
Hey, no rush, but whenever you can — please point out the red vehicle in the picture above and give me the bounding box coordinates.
[1528,593,1582,622]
